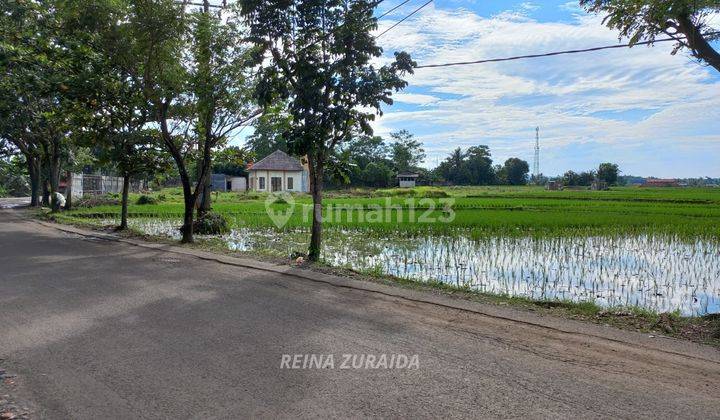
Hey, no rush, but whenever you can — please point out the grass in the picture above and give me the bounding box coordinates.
[61,185,720,240]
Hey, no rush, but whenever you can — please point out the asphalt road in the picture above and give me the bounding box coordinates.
[1,208,719,419]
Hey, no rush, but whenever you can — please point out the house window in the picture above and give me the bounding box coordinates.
[271,177,282,192]
[287,177,294,190]
[258,177,265,190]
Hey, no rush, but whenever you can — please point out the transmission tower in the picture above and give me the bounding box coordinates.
[532,127,540,183]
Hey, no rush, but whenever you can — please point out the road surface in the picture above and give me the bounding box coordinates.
[1,208,719,419]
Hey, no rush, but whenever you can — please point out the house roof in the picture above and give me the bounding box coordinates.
[248,150,304,171]
[397,172,420,178]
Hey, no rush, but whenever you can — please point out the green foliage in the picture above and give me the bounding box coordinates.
[190,211,230,235]
[581,0,720,71]
[389,130,425,173]
[240,0,415,259]
[562,170,596,187]
[245,103,291,159]
[213,146,254,177]
[502,158,530,186]
[75,195,121,208]
[136,195,159,205]
[597,163,620,185]
[435,146,495,185]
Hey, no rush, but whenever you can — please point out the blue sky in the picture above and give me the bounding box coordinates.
[237,1,720,178]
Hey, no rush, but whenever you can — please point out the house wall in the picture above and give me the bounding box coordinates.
[249,170,305,192]
[399,179,417,188]
[230,177,247,192]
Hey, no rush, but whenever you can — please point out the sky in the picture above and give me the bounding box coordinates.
[237,1,720,178]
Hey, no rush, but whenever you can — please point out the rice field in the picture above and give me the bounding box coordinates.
[59,186,720,315]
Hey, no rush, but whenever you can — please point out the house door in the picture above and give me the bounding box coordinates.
[271,177,282,192]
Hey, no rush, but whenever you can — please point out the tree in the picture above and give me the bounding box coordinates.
[359,161,395,187]
[346,134,388,169]
[389,130,425,173]
[126,0,257,243]
[562,170,595,186]
[245,103,291,159]
[581,0,720,72]
[435,148,469,184]
[434,146,495,185]
[502,158,530,185]
[597,162,620,185]
[464,145,494,185]
[213,146,254,177]
[0,0,76,211]
[240,0,415,261]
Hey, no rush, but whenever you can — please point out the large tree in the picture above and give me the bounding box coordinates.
[597,162,620,185]
[389,130,425,173]
[581,0,720,72]
[245,103,292,159]
[502,158,530,186]
[0,0,77,211]
[240,0,415,261]
[125,0,257,243]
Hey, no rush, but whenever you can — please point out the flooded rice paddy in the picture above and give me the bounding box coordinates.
[100,217,720,316]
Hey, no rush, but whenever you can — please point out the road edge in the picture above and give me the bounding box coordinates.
[14,210,720,363]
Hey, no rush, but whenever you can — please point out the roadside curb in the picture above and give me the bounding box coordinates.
[19,211,720,363]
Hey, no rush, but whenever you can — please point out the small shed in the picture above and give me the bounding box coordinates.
[591,181,609,191]
[546,180,561,191]
[212,174,247,192]
[397,172,420,188]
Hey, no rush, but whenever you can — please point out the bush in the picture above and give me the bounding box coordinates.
[419,189,450,198]
[75,195,121,208]
[374,187,450,198]
[136,195,158,205]
[190,211,230,235]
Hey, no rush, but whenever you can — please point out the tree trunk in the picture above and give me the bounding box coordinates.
[64,170,73,210]
[159,102,195,243]
[182,181,195,243]
[308,155,323,261]
[48,151,61,213]
[27,157,40,207]
[119,174,130,230]
[42,169,50,207]
[676,15,720,73]
[198,173,211,218]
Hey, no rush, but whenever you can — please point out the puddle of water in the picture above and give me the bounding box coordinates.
[96,217,720,316]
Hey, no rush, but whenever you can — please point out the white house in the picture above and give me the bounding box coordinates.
[397,172,420,188]
[248,150,309,193]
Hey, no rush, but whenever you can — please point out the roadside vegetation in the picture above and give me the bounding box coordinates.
[54,186,720,239]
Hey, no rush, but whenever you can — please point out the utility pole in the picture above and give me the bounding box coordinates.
[532,127,540,184]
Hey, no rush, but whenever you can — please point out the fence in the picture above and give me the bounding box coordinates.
[70,174,144,198]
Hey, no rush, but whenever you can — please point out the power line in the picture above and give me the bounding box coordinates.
[415,32,720,68]
[377,0,414,20]
[376,0,433,38]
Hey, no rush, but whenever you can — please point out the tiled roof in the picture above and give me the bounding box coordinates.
[249,150,304,171]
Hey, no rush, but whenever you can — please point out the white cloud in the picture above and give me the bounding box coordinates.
[373,7,720,176]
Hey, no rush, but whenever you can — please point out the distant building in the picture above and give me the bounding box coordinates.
[591,181,609,191]
[397,172,420,188]
[644,178,680,187]
[247,150,309,193]
[546,180,561,191]
[211,174,247,192]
